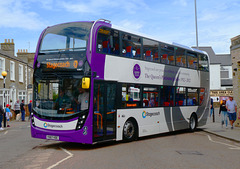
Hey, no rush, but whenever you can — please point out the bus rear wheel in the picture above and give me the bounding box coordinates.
[123,119,136,142]
[189,114,197,132]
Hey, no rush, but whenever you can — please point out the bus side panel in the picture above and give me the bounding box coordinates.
[104,55,201,87]
[116,107,199,141]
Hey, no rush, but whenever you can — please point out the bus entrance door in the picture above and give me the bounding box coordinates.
[93,81,117,141]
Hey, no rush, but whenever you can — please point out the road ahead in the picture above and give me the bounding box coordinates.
[0,120,239,169]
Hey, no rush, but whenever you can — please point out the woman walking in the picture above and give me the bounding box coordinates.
[219,98,228,129]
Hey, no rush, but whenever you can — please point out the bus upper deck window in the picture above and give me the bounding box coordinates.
[97,27,119,55]
[145,50,152,61]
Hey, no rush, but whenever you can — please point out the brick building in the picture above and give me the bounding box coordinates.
[230,35,240,126]
[0,39,34,107]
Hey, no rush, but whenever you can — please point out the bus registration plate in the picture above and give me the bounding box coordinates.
[46,135,59,140]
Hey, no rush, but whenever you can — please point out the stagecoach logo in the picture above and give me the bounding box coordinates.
[142,111,160,118]
[133,64,141,79]
[43,122,63,129]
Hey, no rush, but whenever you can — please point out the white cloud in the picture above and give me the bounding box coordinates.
[173,0,187,7]
[58,0,148,14]
[198,13,219,22]
[114,19,144,34]
[0,0,47,30]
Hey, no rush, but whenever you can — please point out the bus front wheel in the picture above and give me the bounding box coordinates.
[189,114,197,132]
[123,119,137,142]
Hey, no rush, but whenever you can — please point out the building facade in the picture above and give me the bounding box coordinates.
[230,35,240,127]
[0,39,34,107]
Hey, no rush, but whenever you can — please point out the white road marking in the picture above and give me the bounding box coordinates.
[46,147,73,169]
[4,131,8,135]
[207,135,240,150]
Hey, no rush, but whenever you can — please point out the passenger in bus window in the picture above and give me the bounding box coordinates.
[192,97,197,105]
[149,97,155,107]
[128,95,133,102]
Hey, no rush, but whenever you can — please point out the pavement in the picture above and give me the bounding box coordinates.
[199,108,240,143]
[1,109,240,143]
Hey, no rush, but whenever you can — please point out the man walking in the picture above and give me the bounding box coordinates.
[28,100,32,121]
[14,100,21,121]
[226,96,237,129]
[20,100,25,122]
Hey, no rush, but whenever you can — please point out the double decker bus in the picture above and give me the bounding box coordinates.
[31,19,210,144]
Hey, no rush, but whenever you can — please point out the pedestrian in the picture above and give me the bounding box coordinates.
[0,104,4,130]
[20,100,25,122]
[210,98,214,117]
[28,100,32,121]
[219,98,228,129]
[14,100,21,121]
[226,96,237,129]
[6,104,12,127]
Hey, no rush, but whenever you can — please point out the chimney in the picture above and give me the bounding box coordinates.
[1,39,15,56]
[17,48,35,65]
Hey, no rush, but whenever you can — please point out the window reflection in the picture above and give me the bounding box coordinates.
[34,78,89,117]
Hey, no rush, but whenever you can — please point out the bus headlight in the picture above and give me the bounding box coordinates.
[31,115,35,127]
[76,112,88,130]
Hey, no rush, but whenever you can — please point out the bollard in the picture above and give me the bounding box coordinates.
[212,108,215,123]
[3,111,6,127]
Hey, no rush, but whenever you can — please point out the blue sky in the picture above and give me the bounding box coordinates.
[1,0,240,55]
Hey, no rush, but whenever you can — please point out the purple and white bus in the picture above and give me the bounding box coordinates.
[31,19,210,144]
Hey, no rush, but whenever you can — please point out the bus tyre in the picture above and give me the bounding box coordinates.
[123,120,136,142]
[189,114,197,132]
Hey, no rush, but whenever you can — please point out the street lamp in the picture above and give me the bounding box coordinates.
[2,71,7,128]
[194,0,199,49]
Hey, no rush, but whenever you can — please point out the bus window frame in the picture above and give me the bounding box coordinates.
[95,27,209,72]
[96,26,120,56]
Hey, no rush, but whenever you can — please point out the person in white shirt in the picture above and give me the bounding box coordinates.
[226,96,237,129]
[77,87,89,111]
